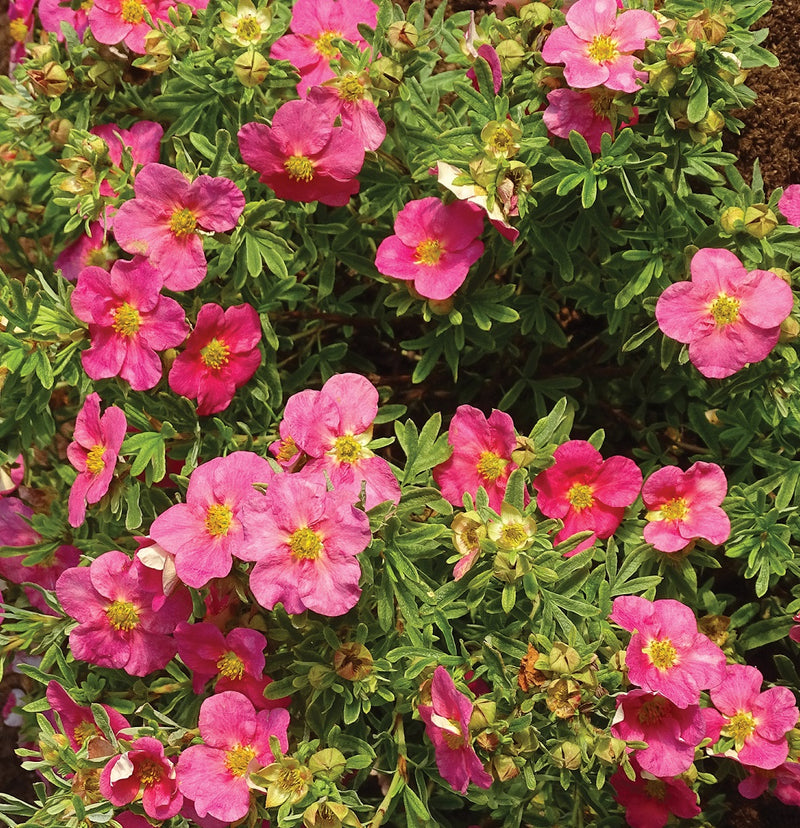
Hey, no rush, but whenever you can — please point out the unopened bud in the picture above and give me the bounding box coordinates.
[780,316,799,343]
[88,61,117,91]
[31,62,69,96]
[387,21,418,52]
[48,118,72,147]
[142,30,173,74]
[470,698,496,730]
[666,38,696,68]
[369,56,403,91]
[520,2,551,27]
[771,267,793,285]
[594,736,627,764]
[720,206,744,233]
[496,40,526,74]
[234,50,269,86]
[548,642,581,675]
[648,65,677,95]
[428,296,454,315]
[743,203,778,238]
[550,741,582,770]
[333,642,373,681]
[687,10,727,45]
[490,754,520,781]
[308,747,347,780]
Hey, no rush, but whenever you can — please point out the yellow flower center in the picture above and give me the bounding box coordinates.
[138,757,164,787]
[236,15,261,42]
[277,435,299,462]
[216,650,245,680]
[225,744,256,777]
[441,726,466,750]
[205,503,233,537]
[85,444,106,475]
[315,30,341,58]
[277,766,308,795]
[637,695,669,725]
[660,497,688,521]
[587,34,618,63]
[709,293,741,326]
[84,248,110,267]
[9,18,28,42]
[499,523,528,548]
[644,779,667,801]
[414,239,443,266]
[81,0,93,10]
[289,526,323,560]
[338,75,366,102]
[73,721,100,745]
[112,302,142,337]
[169,207,197,238]
[591,88,615,118]
[567,483,594,511]
[334,434,363,464]
[644,638,678,671]
[120,0,145,24]
[476,450,507,482]
[200,338,231,370]
[489,127,513,154]
[723,711,758,747]
[105,599,140,631]
[284,154,315,182]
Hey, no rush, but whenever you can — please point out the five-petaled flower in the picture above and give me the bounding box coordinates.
[88,0,173,54]
[655,247,794,379]
[543,87,637,153]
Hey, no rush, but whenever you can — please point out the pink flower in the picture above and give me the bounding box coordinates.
[533,440,642,555]
[167,303,262,416]
[100,736,183,820]
[790,613,800,645]
[307,76,386,151]
[433,405,520,513]
[238,99,365,207]
[0,454,24,496]
[240,474,372,616]
[8,0,36,68]
[113,163,245,291]
[610,756,700,828]
[642,461,730,553]
[88,0,174,53]
[375,197,485,300]
[611,690,706,777]
[176,691,289,823]
[55,219,115,282]
[67,393,127,528]
[778,184,800,226]
[656,248,794,379]
[39,0,91,40]
[276,373,400,510]
[270,0,378,95]
[149,452,276,589]
[541,0,660,93]
[543,87,637,153]
[739,761,800,807]
[418,666,493,794]
[90,121,164,197]
[466,44,503,94]
[71,257,189,391]
[55,550,192,676]
[610,596,727,709]
[46,681,130,752]
[703,663,798,770]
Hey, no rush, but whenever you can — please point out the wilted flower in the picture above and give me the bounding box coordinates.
[220,0,272,47]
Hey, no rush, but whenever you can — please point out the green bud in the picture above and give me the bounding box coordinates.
[234,50,270,86]
[308,747,347,780]
[34,62,69,97]
[369,56,403,91]
[333,642,373,681]
[386,21,418,52]
[496,40,526,74]
[48,118,72,147]
[470,698,496,730]
[666,38,696,68]
[720,206,744,234]
[548,642,581,675]
[780,316,799,343]
[520,2,552,27]
[550,741,582,770]
[743,203,778,238]
[648,64,677,95]
[594,736,627,764]
[88,61,117,92]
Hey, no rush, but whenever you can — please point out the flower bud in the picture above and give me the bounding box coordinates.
[30,62,69,97]
[428,296,454,315]
[48,118,72,147]
[743,203,778,238]
[648,65,677,95]
[308,747,347,780]
[88,61,117,91]
[234,50,270,86]
[490,754,520,781]
[518,643,547,691]
[546,678,582,718]
[548,642,581,675]
[687,10,727,45]
[333,642,373,681]
[470,697,496,730]
[496,40,526,74]
[698,614,731,647]
[780,316,799,343]
[387,21,418,52]
[666,38,696,68]
[770,267,793,285]
[594,736,627,764]
[550,741,582,770]
[369,57,403,91]
[720,206,744,233]
[142,30,173,74]
[520,2,551,27]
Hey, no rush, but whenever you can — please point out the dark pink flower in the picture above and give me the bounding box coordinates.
[8,0,36,68]
[167,303,262,416]
[541,0,660,93]
[543,87,637,152]
[790,613,800,645]
[67,393,127,528]
[778,184,800,226]
[39,0,91,40]
[100,736,182,820]
[238,99,365,207]
[611,690,706,777]
[433,405,520,513]
[610,757,700,828]
[533,440,642,555]
[642,461,730,552]
[55,219,115,282]
[270,0,378,95]
[375,197,485,300]
[46,681,130,752]
[55,550,192,676]
[240,474,372,616]
[149,452,276,589]
[176,691,289,823]
[703,663,798,770]
[71,257,189,391]
[656,248,794,379]
[113,163,245,290]
[739,761,800,807]
[307,76,386,151]
[88,0,174,53]
[610,596,727,709]
[90,121,163,197]
[466,44,503,93]
[418,666,493,794]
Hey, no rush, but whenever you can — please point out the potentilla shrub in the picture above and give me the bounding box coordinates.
[2,0,800,827]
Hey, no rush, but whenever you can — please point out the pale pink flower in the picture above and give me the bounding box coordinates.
[541,0,660,93]
[739,761,800,807]
[238,99,365,207]
[270,0,378,95]
[703,663,798,770]
[71,257,189,391]
[88,0,174,53]
[55,550,192,676]
[39,0,91,40]
[90,121,164,197]
[176,691,289,824]
[610,756,700,828]
[656,248,794,379]
[642,461,730,552]
[375,197,485,300]
[611,690,706,777]
[240,474,372,616]
[778,184,800,226]
[418,666,493,794]
[100,736,183,820]
[433,405,520,513]
[55,219,115,282]
[113,163,245,291]
[533,440,642,555]
[167,303,262,417]
[610,596,727,709]
[149,452,276,589]
[46,681,130,752]
[307,76,386,151]
[67,393,127,528]
[543,87,638,152]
